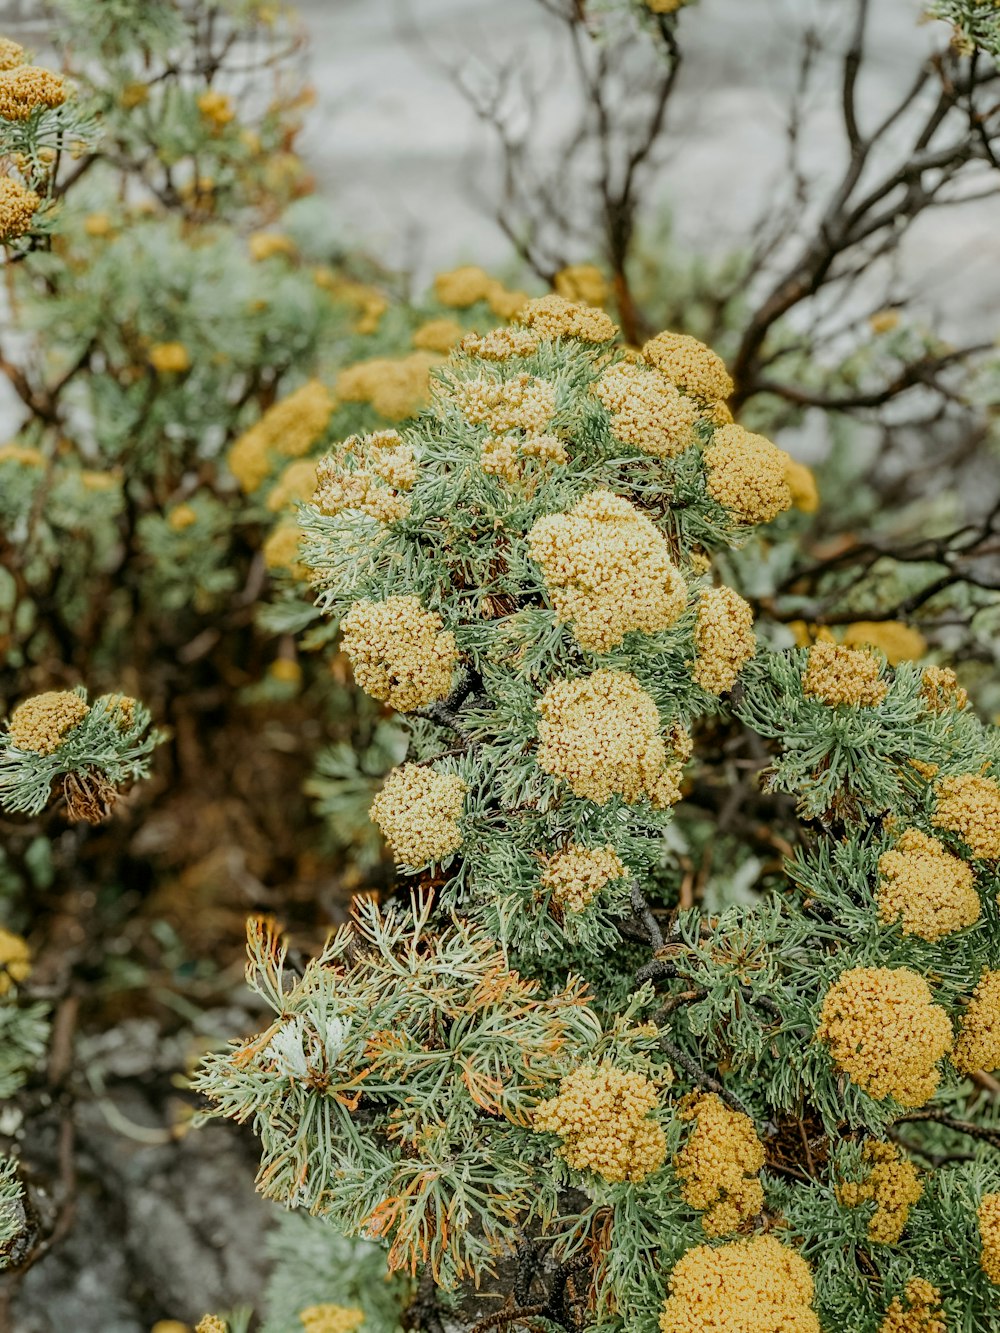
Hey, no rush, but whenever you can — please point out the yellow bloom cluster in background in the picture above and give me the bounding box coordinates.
[340,595,457,712]
[0,175,40,242]
[432,264,529,318]
[691,585,756,695]
[536,670,690,808]
[952,969,1000,1075]
[838,1141,923,1244]
[148,342,191,374]
[0,926,31,996]
[816,966,952,1106]
[877,828,980,941]
[540,843,627,913]
[228,380,334,492]
[299,1306,365,1333]
[802,641,887,708]
[336,351,439,421]
[8,690,89,754]
[528,491,687,652]
[659,1235,819,1333]
[932,772,1000,859]
[369,763,467,865]
[533,1063,666,1183]
[674,1092,765,1236]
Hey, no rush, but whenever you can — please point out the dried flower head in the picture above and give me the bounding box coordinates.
[148,342,191,374]
[8,690,89,755]
[528,491,687,652]
[842,622,927,665]
[979,1193,1000,1283]
[540,844,627,913]
[341,596,457,712]
[313,430,417,524]
[412,318,465,353]
[533,1063,665,1182]
[459,327,540,361]
[0,175,40,242]
[0,65,67,120]
[953,970,1000,1075]
[659,1235,819,1333]
[816,967,952,1106]
[337,352,439,421]
[691,585,756,695]
[536,670,690,808]
[932,773,1000,859]
[803,641,887,708]
[784,457,820,513]
[517,294,618,343]
[553,263,608,306]
[878,1279,946,1333]
[433,265,497,308]
[920,665,968,713]
[369,763,467,865]
[449,373,556,436]
[838,1141,923,1244]
[0,927,31,996]
[877,829,979,941]
[674,1092,765,1236]
[228,380,334,491]
[299,1306,365,1333]
[642,331,734,402]
[594,360,700,458]
[704,424,792,525]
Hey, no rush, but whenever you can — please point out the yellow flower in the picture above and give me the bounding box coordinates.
[262,521,307,575]
[878,1279,945,1333]
[517,294,618,342]
[459,327,540,361]
[691,585,756,695]
[953,970,1000,1075]
[0,927,31,996]
[642,330,733,401]
[269,658,303,686]
[448,372,556,436]
[299,1306,365,1333]
[196,89,235,129]
[0,38,25,71]
[0,443,45,467]
[336,352,439,421]
[932,773,1000,859]
[369,763,466,865]
[533,1064,665,1183]
[249,231,296,262]
[0,175,40,242]
[703,423,792,525]
[527,491,687,652]
[340,596,458,712]
[659,1235,819,1333]
[920,665,968,713]
[266,459,319,514]
[979,1193,1000,1283]
[119,81,149,108]
[784,457,819,513]
[870,309,900,335]
[594,359,699,458]
[877,829,979,941]
[433,265,497,308]
[841,621,927,665]
[674,1092,765,1236]
[8,690,89,755]
[802,641,887,707]
[540,844,627,913]
[228,380,334,491]
[838,1141,922,1244]
[167,503,198,531]
[816,967,952,1106]
[148,342,191,374]
[553,263,608,306]
[84,212,114,238]
[313,430,416,524]
[0,65,67,120]
[412,317,465,353]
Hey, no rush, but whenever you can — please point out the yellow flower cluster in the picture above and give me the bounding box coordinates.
[480,432,567,482]
[527,491,687,652]
[299,1305,365,1333]
[262,522,307,575]
[536,670,690,808]
[659,1235,819,1333]
[784,457,820,513]
[196,89,235,129]
[313,270,388,334]
[369,763,467,865]
[979,1193,1000,1283]
[532,1064,665,1182]
[517,294,618,343]
[266,459,319,514]
[459,326,540,361]
[841,621,927,665]
[336,352,439,421]
[313,430,417,524]
[540,844,627,913]
[594,360,700,458]
[0,927,31,997]
[450,373,556,436]
[228,380,334,492]
[704,423,792,525]
[878,1279,946,1333]
[642,331,734,402]
[195,1318,227,1333]
[433,265,499,308]
[340,595,457,712]
[953,970,1000,1075]
[0,443,44,467]
[148,342,191,374]
[0,175,40,242]
[8,690,89,754]
[249,232,296,262]
[674,1093,765,1236]
[932,773,1000,859]
[0,38,24,70]
[802,641,887,708]
[816,967,952,1106]
[839,1141,922,1244]
[0,64,66,120]
[553,264,608,306]
[691,585,756,695]
[412,318,465,353]
[920,665,968,713]
[877,828,979,941]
